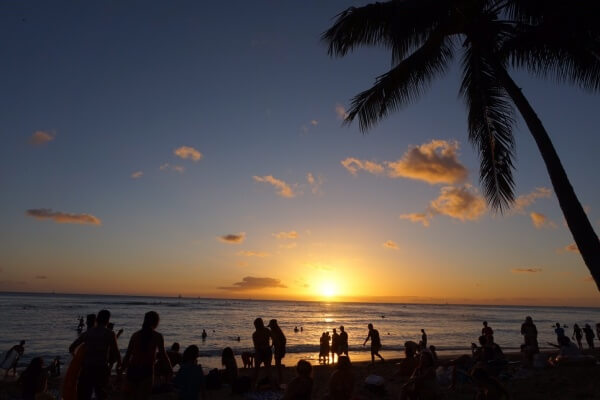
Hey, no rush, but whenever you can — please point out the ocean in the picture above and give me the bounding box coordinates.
[1,292,599,370]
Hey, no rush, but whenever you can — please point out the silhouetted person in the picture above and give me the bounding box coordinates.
[268,319,286,386]
[19,357,47,400]
[300,327,303,332]
[583,323,595,349]
[482,321,494,343]
[2,340,25,378]
[69,309,120,400]
[338,326,349,357]
[168,342,183,367]
[400,348,436,400]
[86,314,96,331]
[221,347,238,384]
[201,329,207,340]
[108,323,123,339]
[123,311,171,400]
[283,360,312,400]
[252,317,272,385]
[520,316,539,353]
[363,323,383,364]
[554,322,566,343]
[572,324,584,350]
[471,367,509,400]
[327,356,354,400]
[331,328,340,363]
[174,345,206,400]
[395,341,418,377]
[158,342,181,382]
[49,356,61,378]
[319,332,330,364]
[421,329,427,347]
[294,326,299,333]
[78,317,85,332]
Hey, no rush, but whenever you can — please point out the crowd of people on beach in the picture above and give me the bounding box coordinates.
[2,311,600,400]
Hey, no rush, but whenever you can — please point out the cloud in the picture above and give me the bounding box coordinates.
[565,243,579,253]
[26,209,101,225]
[584,276,594,282]
[237,251,270,258]
[341,158,385,176]
[513,187,552,213]
[160,163,185,173]
[399,212,431,227]
[310,120,318,126]
[217,233,246,244]
[131,171,143,179]
[307,173,324,194]
[29,130,55,145]
[279,242,297,249]
[335,104,348,120]
[273,231,298,239]
[306,262,333,271]
[386,140,467,184]
[511,267,543,274]
[383,240,399,250]
[218,276,287,291]
[341,140,468,185]
[174,146,203,162]
[400,185,486,226]
[253,175,297,198]
[35,275,48,279]
[530,212,556,229]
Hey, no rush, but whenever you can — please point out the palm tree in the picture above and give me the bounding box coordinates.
[322,0,600,289]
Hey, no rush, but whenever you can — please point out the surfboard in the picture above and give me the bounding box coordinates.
[0,349,18,370]
[61,344,86,400]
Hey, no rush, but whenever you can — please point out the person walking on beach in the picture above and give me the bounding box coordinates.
[69,309,120,400]
[2,340,25,378]
[363,323,384,365]
[583,323,595,349]
[554,322,566,344]
[252,317,272,385]
[123,311,171,400]
[338,326,349,358]
[572,324,584,350]
[331,328,340,364]
[420,329,427,348]
[268,319,286,387]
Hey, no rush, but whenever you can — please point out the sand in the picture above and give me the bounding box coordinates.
[1,351,599,399]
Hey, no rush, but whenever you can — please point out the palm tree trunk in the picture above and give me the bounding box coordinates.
[496,65,600,291]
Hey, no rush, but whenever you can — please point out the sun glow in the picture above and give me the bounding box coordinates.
[319,282,338,298]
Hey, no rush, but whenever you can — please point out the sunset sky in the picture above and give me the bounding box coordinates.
[1,1,599,306]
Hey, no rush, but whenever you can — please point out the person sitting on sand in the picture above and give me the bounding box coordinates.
[221,347,238,384]
[470,366,509,400]
[174,345,206,400]
[326,356,354,400]
[554,322,566,343]
[331,328,340,364]
[268,319,286,386]
[548,336,596,367]
[19,357,48,400]
[400,348,437,400]
[572,324,584,350]
[157,342,182,382]
[583,323,595,349]
[123,311,172,400]
[338,326,349,357]
[363,323,384,365]
[168,342,183,367]
[439,354,474,389]
[283,360,313,400]
[69,309,120,400]
[252,317,272,385]
[395,341,419,377]
[319,332,330,364]
[2,340,25,378]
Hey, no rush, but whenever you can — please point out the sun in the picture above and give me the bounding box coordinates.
[319,282,338,298]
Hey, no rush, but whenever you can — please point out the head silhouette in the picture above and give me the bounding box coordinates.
[182,345,199,364]
[337,356,351,370]
[171,342,180,352]
[19,340,25,346]
[254,318,265,329]
[339,326,345,332]
[143,311,160,330]
[222,347,234,365]
[483,321,488,327]
[368,323,373,330]
[296,360,312,377]
[96,310,110,327]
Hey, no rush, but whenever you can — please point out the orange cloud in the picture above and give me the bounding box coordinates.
[341,158,385,175]
[306,173,324,194]
[335,104,348,120]
[399,212,431,227]
[174,146,203,162]
[131,171,143,179]
[565,243,579,253]
[530,212,556,229]
[386,140,468,184]
[279,242,297,249]
[237,251,270,257]
[511,267,543,274]
[159,163,185,173]
[513,187,552,213]
[383,240,399,250]
[26,209,101,225]
[218,276,287,291]
[273,231,298,239]
[253,175,296,198]
[217,233,246,244]
[29,130,55,145]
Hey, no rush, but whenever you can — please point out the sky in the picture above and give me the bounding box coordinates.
[1,1,599,306]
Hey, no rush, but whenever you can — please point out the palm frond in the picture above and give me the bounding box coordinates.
[322,0,452,64]
[345,33,453,132]
[460,43,516,212]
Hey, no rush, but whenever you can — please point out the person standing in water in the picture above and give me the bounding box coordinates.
[572,324,584,350]
[331,328,340,364]
[268,319,286,387]
[583,324,595,349]
[123,311,172,400]
[201,329,207,340]
[339,326,349,358]
[363,323,384,365]
[421,329,427,348]
[252,318,272,385]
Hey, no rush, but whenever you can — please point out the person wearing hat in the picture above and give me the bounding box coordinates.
[268,319,286,387]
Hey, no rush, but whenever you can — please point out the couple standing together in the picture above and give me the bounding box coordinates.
[252,318,286,386]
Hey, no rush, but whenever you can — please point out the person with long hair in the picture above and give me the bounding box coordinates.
[268,319,286,386]
[221,347,238,384]
[19,357,48,400]
[174,345,206,400]
[326,356,355,400]
[283,360,312,400]
[123,311,171,400]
